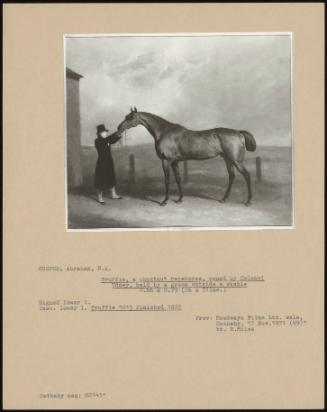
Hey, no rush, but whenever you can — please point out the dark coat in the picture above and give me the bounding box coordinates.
[94,132,121,190]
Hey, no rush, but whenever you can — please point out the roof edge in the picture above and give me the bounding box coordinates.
[66,67,83,80]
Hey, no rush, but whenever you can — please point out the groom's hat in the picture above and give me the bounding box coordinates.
[96,124,109,133]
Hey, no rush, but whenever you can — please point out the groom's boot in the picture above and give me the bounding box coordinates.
[109,186,122,199]
[97,190,105,204]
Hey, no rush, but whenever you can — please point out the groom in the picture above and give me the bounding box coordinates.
[94,124,123,204]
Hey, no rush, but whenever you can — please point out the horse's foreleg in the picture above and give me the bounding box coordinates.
[171,161,183,203]
[233,161,252,206]
[219,157,235,203]
[160,159,170,206]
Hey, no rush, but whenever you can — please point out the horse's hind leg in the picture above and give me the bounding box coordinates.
[219,157,235,203]
[160,159,170,206]
[233,161,252,206]
[171,161,183,203]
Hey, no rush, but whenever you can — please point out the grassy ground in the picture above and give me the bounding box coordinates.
[67,143,293,229]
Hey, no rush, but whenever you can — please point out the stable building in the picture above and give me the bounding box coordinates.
[66,67,83,189]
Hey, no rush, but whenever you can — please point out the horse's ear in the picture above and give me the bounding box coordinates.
[134,107,137,112]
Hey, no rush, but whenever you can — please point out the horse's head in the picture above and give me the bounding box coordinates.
[118,107,140,132]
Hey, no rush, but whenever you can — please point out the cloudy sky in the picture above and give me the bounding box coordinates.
[65,34,292,146]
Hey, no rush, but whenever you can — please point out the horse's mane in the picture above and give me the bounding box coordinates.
[141,112,184,129]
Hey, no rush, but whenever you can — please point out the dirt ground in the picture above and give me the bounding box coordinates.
[67,144,293,229]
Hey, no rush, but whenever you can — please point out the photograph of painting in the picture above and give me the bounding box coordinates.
[65,34,292,229]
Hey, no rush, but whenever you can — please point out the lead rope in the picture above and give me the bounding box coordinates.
[123,130,127,154]
[123,131,128,183]
[118,129,127,150]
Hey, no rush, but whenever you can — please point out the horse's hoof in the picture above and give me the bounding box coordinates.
[174,198,183,203]
[160,201,167,206]
[244,201,252,206]
[219,199,226,204]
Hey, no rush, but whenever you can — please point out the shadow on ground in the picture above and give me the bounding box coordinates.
[67,144,293,229]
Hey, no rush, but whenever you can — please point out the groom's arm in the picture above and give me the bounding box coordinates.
[107,131,122,144]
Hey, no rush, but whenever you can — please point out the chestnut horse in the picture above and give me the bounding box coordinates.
[118,108,256,206]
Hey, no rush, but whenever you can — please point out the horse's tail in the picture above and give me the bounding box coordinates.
[240,130,256,152]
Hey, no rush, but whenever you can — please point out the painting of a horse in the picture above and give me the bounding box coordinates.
[118,108,256,206]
